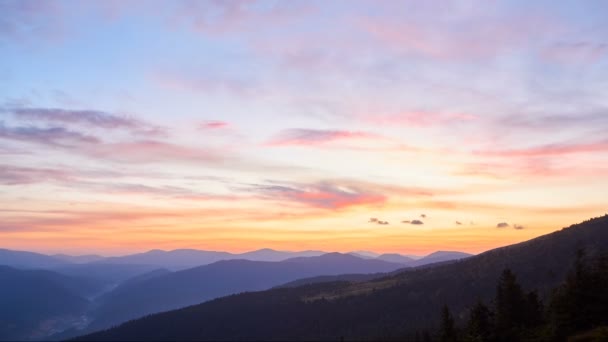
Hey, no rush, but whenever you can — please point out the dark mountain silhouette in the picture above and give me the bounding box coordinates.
[76,215,608,341]
[94,248,326,270]
[0,248,69,269]
[85,253,405,331]
[276,273,385,288]
[0,266,97,341]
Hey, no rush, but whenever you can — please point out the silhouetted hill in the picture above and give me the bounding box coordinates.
[276,273,385,288]
[0,266,94,340]
[85,253,405,331]
[0,248,69,269]
[77,215,608,341]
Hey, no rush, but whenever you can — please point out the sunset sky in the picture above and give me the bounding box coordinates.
[1,0,607,256]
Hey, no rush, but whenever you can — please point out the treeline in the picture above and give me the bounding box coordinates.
[430,250,608,342]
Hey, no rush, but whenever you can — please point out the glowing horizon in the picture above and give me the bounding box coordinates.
[1,1,607,256]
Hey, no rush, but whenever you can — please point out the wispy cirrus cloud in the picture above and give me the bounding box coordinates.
[499,112,608,131]
[267,128,379,146]
[541,41,608,64]
[0,165,72,185]
[0,121,99,146]
[360,110,477,127]
[84,140,221,164]
[249,181,386,210]
[475,139,608,157]
[199,120,229,130]
[0,0,65,42]
[359,4,555,61]
[7,107,166,136]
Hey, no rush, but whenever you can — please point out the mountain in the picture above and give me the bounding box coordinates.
[85,253,405,332]
[95,249,234,270]
[53,254,105,264]
[0,266,95,341]
[276,273,385,288]
[0,248,69,269]
[376,253,416,264]
[53,263,162,286]
[94,248,327,271]
[238,248,325,262]
[408,250,472,267]
[76,215,608,341]
[348,250,379,259]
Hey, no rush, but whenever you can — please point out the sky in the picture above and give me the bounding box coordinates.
[1,0,607,256]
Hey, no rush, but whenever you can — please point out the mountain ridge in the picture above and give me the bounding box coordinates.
[75,214,608,341]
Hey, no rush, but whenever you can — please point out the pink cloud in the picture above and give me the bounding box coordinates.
[85,140,220,164]
[475,139,608,157]
[9,107,165,136]
[0,165,72,185]
[541,42,608,64]
[169,0,313,35]
[357,5,558,61]
[361,111,477,127]
[199,121,229,130]
[267,128,379,146]
[255,182,386,210]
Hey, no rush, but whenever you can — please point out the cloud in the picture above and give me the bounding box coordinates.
[359,4,554,61]
[7,107,165,136]
[420,214,427,218]
[475,139,608,158]
[360,111,476,127]
[0,0,65,42]
[369,217,389,225]
[0,121,99,147]
[513,224,525,230]
[541,41,608,64]
[455,221,462,225]
[85,140,221,164]
[496,222,510,228]
[402,220,410,224]
[251,181,386,209]
[0,165,72,185]
[410,219,424,225]
[500,112,608,132]
[199,121,229,130]
[267,128,378,146]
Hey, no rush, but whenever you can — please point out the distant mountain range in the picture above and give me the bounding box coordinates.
[1,247,467,272]
[75,215,608,341]
[0,249,68,269]
[0,266,102,340]
[86,253,406,331]
[93,248,327,270]
[0,246,472,340]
